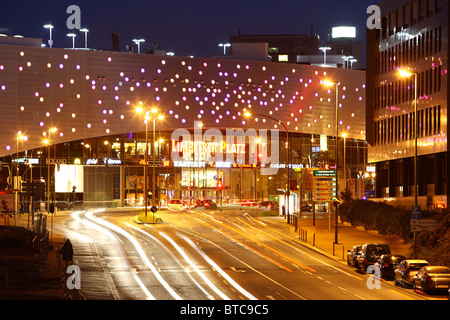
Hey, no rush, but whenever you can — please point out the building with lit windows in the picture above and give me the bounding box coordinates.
[0,36,367,212]
[366,0,448,208]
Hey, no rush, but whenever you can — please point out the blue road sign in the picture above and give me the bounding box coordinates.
[412,206,421,220]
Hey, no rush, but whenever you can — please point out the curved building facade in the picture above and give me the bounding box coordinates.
[0,41,366,210]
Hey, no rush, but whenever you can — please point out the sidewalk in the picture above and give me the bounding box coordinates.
[266,213,412,263]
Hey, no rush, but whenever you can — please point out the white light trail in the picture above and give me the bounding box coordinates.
[85,211,183,300]
[159,231,230,300]
[126,223,219,300]
[177,232,258,300]
[71,210,156,299]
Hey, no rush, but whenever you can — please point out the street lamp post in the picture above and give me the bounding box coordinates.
[43,24,54,48]
[133,38,145,54]
[137,107,163,222]
[244,112,290,217]
[67,33,76,49]
[218,43,231,55]
[319,46,331,66]
[44,127,57,242]
[323,80,340,244]
[80,28,89,49]
[399,69,418,208]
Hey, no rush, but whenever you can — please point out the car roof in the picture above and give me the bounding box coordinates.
[404,260,429,263]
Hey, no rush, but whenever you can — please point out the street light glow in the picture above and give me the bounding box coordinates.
[399,69,414,77]
[323,80,336,87]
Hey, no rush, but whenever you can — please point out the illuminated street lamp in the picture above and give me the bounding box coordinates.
[319,46,331,66]
[341,55,353,69]
[136,107,163,221]
[399,69,418,208]
[13,132,27,222]
[80,28,89,49]
[67,33,76,49]
[349,58,357,69]
[244,111,291,217]
[323,80,340,244]
[44,127,57,242]
[43,24,54,48]
[133,38,145,54]
[218,43,231,55]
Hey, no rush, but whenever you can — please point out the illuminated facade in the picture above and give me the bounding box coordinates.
[366,0,448,208]
[0,38,366,208]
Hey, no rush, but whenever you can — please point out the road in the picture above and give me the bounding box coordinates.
[54,206,430,301]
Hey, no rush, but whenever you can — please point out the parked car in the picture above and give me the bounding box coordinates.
[412,266,450,294]
[259,201,278,210]
[347,245,362,267]
[355,243,391,271]
[394,259,430,288]
[168,199,184,211]
[374,254,406,280]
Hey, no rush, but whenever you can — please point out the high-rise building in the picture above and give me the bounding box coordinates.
[366,0,448,209]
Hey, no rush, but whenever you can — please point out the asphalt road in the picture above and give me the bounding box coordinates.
[54,206,430,301]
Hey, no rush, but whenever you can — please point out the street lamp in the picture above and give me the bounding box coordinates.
[44,127,57,242]
[14,132,27,221]
[349,58,357,69]
[341,55,353,69]
[323,80,340,244]
[80,28,89,49]
[218,43,231,55]
[133,38,145,54]
[399,69,418,208]
[43,24,54,48]
[67,33,76,49]
[319,46,331,66]
[244,112,291,217]
[136,107,163,221]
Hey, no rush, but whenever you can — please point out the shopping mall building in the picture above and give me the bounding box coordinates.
[0,36,367,212]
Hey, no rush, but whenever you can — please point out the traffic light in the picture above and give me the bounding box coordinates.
[217,179,223,190]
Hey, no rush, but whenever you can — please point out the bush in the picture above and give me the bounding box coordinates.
[339,199,412,240]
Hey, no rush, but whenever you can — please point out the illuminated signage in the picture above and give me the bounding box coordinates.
[85,159,98,165]
[171,140,245,155]
[85,158,122,165]
[332,26,356,38]
[13,157,39,164]
[174,161,206,168]
[104,158,122,165]
[46,158,67,165]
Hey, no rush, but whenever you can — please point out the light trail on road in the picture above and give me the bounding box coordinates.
[84,211,183,300]
[125,222,228,300]
[71,210,156,300]
[176,232,258,300]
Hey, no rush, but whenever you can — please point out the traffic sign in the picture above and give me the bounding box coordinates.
[412,206,421,220]
[410,219,436,232]
[150,206,158,213]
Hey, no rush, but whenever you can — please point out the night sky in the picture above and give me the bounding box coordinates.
[1,0,375,61]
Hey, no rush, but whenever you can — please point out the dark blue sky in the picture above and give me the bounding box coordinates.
[1,0,376,59]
